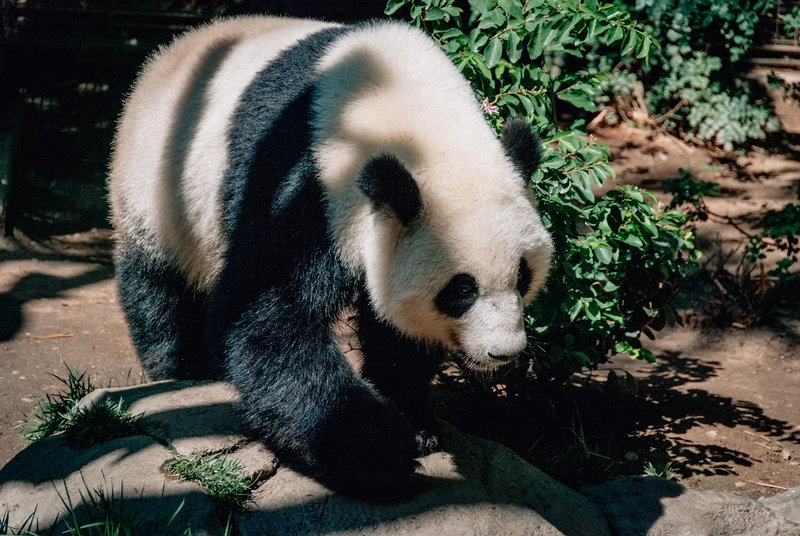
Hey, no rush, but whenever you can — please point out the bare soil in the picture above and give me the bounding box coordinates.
[1,122,800,500]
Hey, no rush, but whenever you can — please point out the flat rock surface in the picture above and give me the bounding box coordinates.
[244,422,611,536]
[583,476,800,536]
[0,381,612,535]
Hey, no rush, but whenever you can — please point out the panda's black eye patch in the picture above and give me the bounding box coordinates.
[435,273,479,318]
[517,258,533,296]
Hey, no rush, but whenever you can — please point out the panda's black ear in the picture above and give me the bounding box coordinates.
[359,155,422,226]
[501,116,541,181]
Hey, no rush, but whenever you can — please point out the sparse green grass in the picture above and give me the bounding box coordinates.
[2,478,236,536]
[16,366,95,443]
[62,398,146,449]
[57,477,188,536]
[1,476,228,536]
[15,365,145,449]
[644,460,677,480]
[544,426,617,488]
[166,452,255,511]
[0,508,52,535]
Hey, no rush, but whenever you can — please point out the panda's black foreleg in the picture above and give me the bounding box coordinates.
[114,237,219,381]
[355,292,442,456]
[221,287,421,500]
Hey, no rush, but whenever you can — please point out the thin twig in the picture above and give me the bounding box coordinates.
[705,208,755,239]
[746,480,788,491]
[655,98,688,124]
[588,108,609,130]
[744,430,773,443]
[34,333,75,340]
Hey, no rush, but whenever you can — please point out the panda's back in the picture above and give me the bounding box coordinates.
[109,16,340,291]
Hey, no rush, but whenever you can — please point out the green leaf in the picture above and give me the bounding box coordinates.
[570,350,591,364]
[425,7,448,21]
[621,30,638,56]
[384,0,407,15]
[498,0,524,20]
[485,38,504,68]
[606,25,624,45]
[441,28,465,39]
[519,94,535,115]
[636,35,651,59]
[568,299,584,321]
[595,244,613,264]
[528,25,544,58]
[471,55,493,79]
[623,234,644,248]
[558,89,598,112]
[506,31,523,63]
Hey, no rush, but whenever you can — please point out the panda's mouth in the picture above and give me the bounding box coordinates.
[458,351,515,372]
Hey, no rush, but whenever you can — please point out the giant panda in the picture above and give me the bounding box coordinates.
[108,15,553,499]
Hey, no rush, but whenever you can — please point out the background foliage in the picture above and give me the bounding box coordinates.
[386,0,699,381]
[597,0,778,149]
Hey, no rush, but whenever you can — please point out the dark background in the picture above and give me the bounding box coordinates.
[0,0,387,243]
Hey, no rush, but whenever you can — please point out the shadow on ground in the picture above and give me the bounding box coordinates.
[436,341,800,490]
[0,256,113,341]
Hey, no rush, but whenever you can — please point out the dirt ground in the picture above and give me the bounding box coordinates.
[595,122,800,499]
[1,121,800,500]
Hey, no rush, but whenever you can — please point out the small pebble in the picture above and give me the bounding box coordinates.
[735,482,746,488]
[624,451,638,461]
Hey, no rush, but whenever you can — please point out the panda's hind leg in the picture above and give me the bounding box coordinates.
[114,236,220,381]
[355,292,442,456]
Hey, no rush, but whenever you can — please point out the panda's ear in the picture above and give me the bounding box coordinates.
[500,116,541,181]
[359,155,422,226]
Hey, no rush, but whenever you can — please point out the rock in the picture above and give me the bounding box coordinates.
[583,476,800,536]
[0,381,612,536]
[762,486,800,525]
[242,422,611,536]
[0,434,223,535]
[78,380,246,455]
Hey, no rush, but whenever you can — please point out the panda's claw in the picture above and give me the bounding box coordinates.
[414,430,441,456]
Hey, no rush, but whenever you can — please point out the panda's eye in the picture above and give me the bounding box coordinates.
[435,273,479,318]
[457,282,477,297]
[517,258,533,296]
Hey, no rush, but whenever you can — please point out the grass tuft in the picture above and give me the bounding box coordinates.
[166,452,255,510]
[643,460,677,480]
[15,366,95,443]
[15,365,145,449]
[63,398,146,449]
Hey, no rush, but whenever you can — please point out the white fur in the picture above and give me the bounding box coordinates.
[110,16,339,290]
[110,17,553,368]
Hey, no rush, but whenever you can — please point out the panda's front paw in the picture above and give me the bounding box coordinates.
[310,385,421,501]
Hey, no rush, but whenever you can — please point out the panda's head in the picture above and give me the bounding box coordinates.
[312,22,553,370]
[351,117,553,371]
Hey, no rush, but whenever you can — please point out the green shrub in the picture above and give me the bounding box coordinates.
[748,185,800,283]
[387,0,698,380]
[603,0,778,148]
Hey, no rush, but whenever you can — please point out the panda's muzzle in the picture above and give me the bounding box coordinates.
[487,352,519,362]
